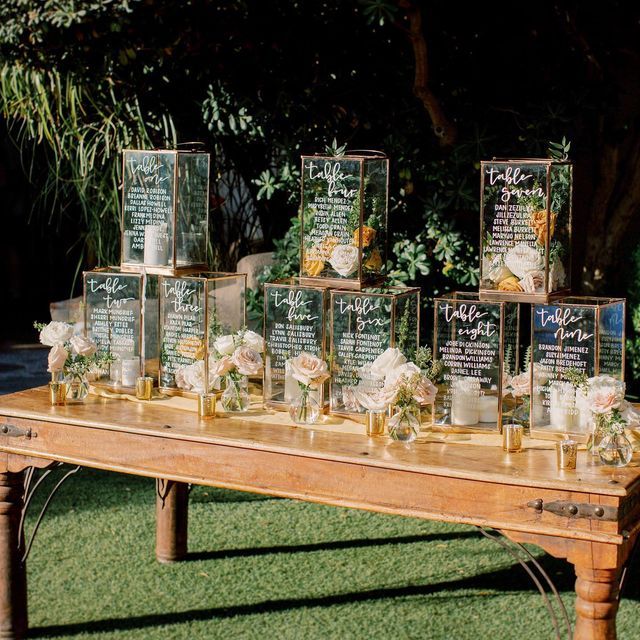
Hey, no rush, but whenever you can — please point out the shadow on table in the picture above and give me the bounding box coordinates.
[29,556,586,639]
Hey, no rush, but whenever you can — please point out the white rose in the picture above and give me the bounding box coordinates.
[47,344,68,373]
[69,335,97,357]
[508,371,531,398]
[369,348,407,380]
[231,346,263,376]
[550,260,567,289]
[39,321,74,346]
[354,385,397,411]
[175,366,189,390]
[329,244,359,277]
[288,352,329,387]
[385,362,421,389]
[342,386,361,412]
[243,330,265,353]
[504,243,544,279]
[213,334,235,355]
[587,375,626,415]
[183,361,206,393]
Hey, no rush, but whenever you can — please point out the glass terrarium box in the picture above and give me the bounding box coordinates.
[432,293,519,433]
[480,159,572,303]
[530,297,625,441]
[300,151,388,289]
[329,286,420,419]
[120,148,210,274]
[83,268,159,388]
[158,273,247,396]
[263,278,329,410]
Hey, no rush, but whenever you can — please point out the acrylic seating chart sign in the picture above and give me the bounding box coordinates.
[479,160,572,302]
[530,297,625,439]
[433,293,518,432]
[300,152,388,288]
[329,287,419,417]
[121,149,210,273]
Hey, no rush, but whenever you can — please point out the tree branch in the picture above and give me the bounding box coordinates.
[397,0,457,147]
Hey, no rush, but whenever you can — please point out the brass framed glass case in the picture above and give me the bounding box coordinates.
[263,278,330,410]
[329,286,420,419]
[158,272,247,396]
[432,292,519,433]
[300,151,388,289]
[530,296,625,441]
[83,268,159,388]
[480,159,572,303]
[121,148,210,274]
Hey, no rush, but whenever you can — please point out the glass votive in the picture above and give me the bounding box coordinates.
[136,376,154,401]
[49,381,67,406]
[502,423,523,452]
[556,438,577,470]
[198,393,216,419]
[365,409,386,436]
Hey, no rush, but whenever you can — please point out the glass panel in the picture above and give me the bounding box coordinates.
[481,161,548,295]
[264,282,327,405]
[176,152,209,266]
[598,301,625,378]
[531,303,598,435]
[549,163,572,293]
[206,275,246,348]
[393,292,419,361]
[361,158,388,278]
[301,156,362,280]
[433,295,503,431]
[122,150,176,267]
[159,277,206,390]
[330,290,393,414]
[84,271,142,386]
[143,275,160,380]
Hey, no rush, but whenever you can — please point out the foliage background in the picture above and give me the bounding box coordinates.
[1,1,639,388]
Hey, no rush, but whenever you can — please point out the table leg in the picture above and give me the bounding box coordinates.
[155,479,188,563]
[0,471,27,640]
[574,565,620,640]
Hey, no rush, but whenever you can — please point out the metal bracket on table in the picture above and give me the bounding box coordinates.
[19,463,81,564]
[527,498,617,521]
[477,527,572,640]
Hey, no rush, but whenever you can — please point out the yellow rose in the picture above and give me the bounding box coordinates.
[303,258,325,277]
[177,336,205,360]
[364,248,383,272]
[353,225,377,248]
[498,276,523,292]
[529,209,557,245]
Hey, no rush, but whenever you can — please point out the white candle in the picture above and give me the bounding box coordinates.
[143,224,169,265]
[478,395,499,423]
[451,377,480,426]
[110,361,122,384]
[121,358,139,387]
[549,381,576,429]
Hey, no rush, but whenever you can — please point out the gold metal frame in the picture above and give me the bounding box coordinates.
[120,148,210,275]
[158,272,248,398]
[479,158,573,304]
[529,296,626,442]
[299,151,389,291]
[432,291,519,434]
[328,285,421,422]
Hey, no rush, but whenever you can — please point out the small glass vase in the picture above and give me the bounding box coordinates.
[221,376,250,413]
[65,374,89,403]
[589,415,607,456]
[388,406,421,443]
[289,388,320,425]
[598,432,633,467]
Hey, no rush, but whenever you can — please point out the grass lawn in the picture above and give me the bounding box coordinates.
[22,468,640,639]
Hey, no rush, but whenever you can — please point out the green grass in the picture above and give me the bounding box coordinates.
[23,469,640,639]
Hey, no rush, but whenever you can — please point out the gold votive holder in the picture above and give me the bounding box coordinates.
[502,423,523,453]
[49,381,67,406]
[366,409,386,436]
[135,376,154,401]
[556,438,577,470]
[198,393,216,419]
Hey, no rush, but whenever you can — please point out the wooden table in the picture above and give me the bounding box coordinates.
[0,387,638,639]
